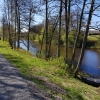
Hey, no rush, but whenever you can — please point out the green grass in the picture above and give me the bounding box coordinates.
[0,40,100,100]
[87,35,100,48]
[87,35,99,41]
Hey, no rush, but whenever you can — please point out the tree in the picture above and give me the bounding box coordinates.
[27,0,36,51]
[64,0,70,63]
[70,0,87,68]
[57,0,63,58]
[45,0,48,59]
[48,16,59,57]
[74,0,95,76]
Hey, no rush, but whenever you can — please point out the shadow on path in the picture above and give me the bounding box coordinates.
[0,54,51,100]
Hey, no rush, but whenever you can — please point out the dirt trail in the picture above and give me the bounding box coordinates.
[0,54,51,100]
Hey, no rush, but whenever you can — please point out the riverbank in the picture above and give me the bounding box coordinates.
[0,40,100,100]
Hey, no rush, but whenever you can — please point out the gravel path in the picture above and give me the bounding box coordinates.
[0,54,51,100]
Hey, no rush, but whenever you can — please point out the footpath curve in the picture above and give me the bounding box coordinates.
[0,54,51,100]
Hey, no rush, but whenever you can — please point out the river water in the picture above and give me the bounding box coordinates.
[19,40,100,77]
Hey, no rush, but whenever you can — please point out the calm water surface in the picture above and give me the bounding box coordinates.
[81,50,100,77]
[19,40,100,77]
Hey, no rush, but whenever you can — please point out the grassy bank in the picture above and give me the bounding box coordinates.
[0,40,100,100]
[87,35,100,48]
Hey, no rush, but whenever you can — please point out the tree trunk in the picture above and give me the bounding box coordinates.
[7,1,11,46]
[70,0,86,67]
[45,0,48,59]
[12,1,16,49]
[27,8,32,51]
[65,0,70,63]
[57,0,62,58]
[39,29,45,57]
[74,0,95,76]
[48,16,59,57]
[13,0,17,49]
[10,1,13,49]
[2,17,5,41]
[17,6,20,49]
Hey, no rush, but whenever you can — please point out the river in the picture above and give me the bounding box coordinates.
[19,40,100,77]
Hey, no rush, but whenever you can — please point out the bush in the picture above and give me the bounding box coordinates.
[68,30,83,47]
[50,57,68,70]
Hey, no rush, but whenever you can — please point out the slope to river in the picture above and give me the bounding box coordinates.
[0,40,100,100]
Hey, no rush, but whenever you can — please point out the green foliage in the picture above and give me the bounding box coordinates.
[38,27,44,43]
[87,35,100,48]
[29,33,36,41]
[68,30,83,47]
[68,30,77,46]
[38,35,43,43]
[34,34,40,42]
[39,26,57,44]
[40,27,45,35]
[87,35,99,41]
[0,27,2,39]
[77,34,83,47]
[51,39,58,44]
[68,35,75,46]
[61,34,66,45]
[95,35,100,48]
[61,30,83,47]
[55,69,66,76]
[50,57,67,70]
[66,88,85,100]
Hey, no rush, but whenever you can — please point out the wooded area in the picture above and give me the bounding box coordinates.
[1,0,100,76]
